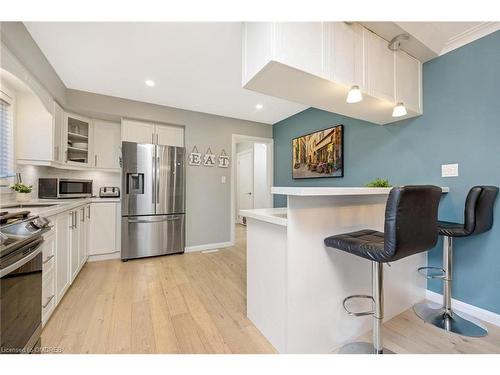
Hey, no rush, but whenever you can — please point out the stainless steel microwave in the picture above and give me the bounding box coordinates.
[38,178,93,199]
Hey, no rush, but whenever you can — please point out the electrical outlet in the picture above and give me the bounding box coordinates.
[441,163,459,177]
[221,176,226,184]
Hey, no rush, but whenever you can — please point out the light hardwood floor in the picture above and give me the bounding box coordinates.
[42,224,500,354]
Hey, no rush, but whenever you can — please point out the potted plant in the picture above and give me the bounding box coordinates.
[366,178,392,188]
[10,183,33,203]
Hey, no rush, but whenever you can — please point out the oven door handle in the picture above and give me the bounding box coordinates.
[0,237,44,277]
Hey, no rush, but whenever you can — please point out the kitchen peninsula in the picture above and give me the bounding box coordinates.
[240,186,449,353]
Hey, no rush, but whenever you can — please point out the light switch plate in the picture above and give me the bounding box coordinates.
[442,163,459,177]
[221,176,226,184]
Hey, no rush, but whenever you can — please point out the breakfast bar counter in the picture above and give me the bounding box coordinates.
[240,186,448,353]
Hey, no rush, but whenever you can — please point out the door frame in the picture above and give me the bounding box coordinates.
[230,134,273,246]
[236,148,254,224]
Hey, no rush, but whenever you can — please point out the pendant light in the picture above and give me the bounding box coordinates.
[346,85,363,103]
[392,102,407,117]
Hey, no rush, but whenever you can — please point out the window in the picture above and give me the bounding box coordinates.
[0,91,15,184]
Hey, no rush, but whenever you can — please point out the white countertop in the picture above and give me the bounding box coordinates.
[1,197,120,218]
[239,208,287,227]
[272,186,450,196]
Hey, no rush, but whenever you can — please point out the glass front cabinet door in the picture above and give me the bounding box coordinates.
[63,113,93,166]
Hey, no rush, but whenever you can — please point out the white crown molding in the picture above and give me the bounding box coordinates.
[440,22,500,56]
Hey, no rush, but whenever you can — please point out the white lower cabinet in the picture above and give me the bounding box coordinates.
[44,201,117,326]
[88,202,119,256]
[55,211,71,304]
[80,204,90,267]
[69,204,90,283]
[41,229,57,326]
[70,209,80,283]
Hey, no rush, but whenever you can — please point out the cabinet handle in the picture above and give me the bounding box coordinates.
[95,155,98,167]
[74,211,78,228]
[43,254,55,264]
[87,205,91,219]
[69,211,73,228]
[81,207,85,222]
[42,294,55,308]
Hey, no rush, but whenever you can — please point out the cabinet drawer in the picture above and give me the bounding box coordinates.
[42,268,56,323]
[42,232,56,274]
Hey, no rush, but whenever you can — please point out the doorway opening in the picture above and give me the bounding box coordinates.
[230,134,273,245]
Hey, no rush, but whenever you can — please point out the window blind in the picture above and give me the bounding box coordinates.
[0,98,15,178]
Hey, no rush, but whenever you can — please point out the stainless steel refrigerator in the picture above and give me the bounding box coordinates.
[121,141,185,260]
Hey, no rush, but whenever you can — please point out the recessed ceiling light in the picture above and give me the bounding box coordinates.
[255,104,263,110]
[145,80,155,87]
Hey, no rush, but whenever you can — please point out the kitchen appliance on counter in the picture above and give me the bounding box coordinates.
[38,178,93,199]
[0,214,51,354]
[99,186,120,198]
[121,141,185,260]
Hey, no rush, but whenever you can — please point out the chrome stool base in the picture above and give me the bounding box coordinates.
[339,342,394,354]
[413,301,488,337]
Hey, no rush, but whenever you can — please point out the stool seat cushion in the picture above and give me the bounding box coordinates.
[324,229,391,262]
[438,220,470,237]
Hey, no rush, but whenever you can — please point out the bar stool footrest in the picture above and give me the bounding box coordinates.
[417,266,446,279]
[342,294,374,317]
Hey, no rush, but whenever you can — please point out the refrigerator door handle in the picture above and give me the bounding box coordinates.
[156,155,161,206]
[152,155,156,204]
[127,216,180,224]
[165,215,182,220]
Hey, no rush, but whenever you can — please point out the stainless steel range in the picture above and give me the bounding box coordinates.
[0,213,51,354]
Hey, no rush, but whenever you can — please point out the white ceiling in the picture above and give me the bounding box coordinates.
[24,22,499,124]
[24,22,307,124]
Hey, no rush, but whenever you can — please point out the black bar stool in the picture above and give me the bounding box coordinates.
[324,185,442,354]
[414,185,499,337]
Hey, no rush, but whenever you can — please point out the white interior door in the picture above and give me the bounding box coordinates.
[237,150,254,223]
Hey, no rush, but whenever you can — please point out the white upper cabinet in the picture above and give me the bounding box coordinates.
[121,119,155,144]
[395,50,422,113]
[242,22,326,85]
[326,22,364,88]
[155,124,184,147]
[242,22,276,86]
[93,120,121,169]
[15,92,54,162]
[122,119,184,147]
[242,22,423,124]
[363,29,395,103]
[63,113,93,167]
[274,23,325,79]
[52,101,64,163]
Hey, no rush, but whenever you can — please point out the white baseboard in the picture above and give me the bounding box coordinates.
[185,241,233,253]
[87,251,121,262]
[426,290,500,327]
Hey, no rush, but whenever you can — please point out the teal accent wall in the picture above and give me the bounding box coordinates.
[272,31,500,314]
